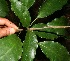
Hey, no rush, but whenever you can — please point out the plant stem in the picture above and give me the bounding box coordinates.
[16,29,23,32]
[30,18,38,27]
[29,26,70,31]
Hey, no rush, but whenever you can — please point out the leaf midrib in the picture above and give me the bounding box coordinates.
[0,44,15,60]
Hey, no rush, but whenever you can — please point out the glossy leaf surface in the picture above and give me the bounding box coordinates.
[47,16,68,35]
[0,34,22,61]
[38,0,68,18]
[10,0,31,27]
[0,0,9,17]
[34,31,58,40]
[39,41,70,61]
[20,0,35,9]
[47,16,68,26]
[32,16,68,35]
[22,31,38,61]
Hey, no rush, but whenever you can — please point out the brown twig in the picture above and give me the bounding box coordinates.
[29,26,70,31]
[16,29,23,32]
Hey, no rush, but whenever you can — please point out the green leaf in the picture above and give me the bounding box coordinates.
[20,0,35,9]
[10,0,31,27]
[32,23,46,28]
[47,16,68,26]
[37,0,68,18]
[46,16,68,35]
[32,16,68,35]
[22,31,38,61]
[0,0,9,17]
[39,41,70,61]
[34,31,58,40]
[0,34,22,61]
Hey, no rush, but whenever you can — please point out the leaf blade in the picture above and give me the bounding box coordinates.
[10,0,31,27]
[0,0,9,17]
[32,16,68,36]
[22,31,38,61]
[34,31,58,40]
[38,0,68,18]
[0,34,22,61]
[39,41,70,61]
[47,16,68,35]
[20,0,35,9]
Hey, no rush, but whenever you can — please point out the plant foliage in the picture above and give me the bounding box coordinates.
[37,0,68,18]
[39,41,70,61]
[22,31,38,61]
[0,0,9,17]
[0,0,70,61]
[0,34,22,61]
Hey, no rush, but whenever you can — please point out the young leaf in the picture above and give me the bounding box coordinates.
[34,31,58,40]
[32,16,68,35]
[37,0,68,18]
[0,0,9,17]
[10,0,31,27]
[39,41,70,61]
[0,34,22,61]
[20,0,35,9]
[22,31,38,61]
